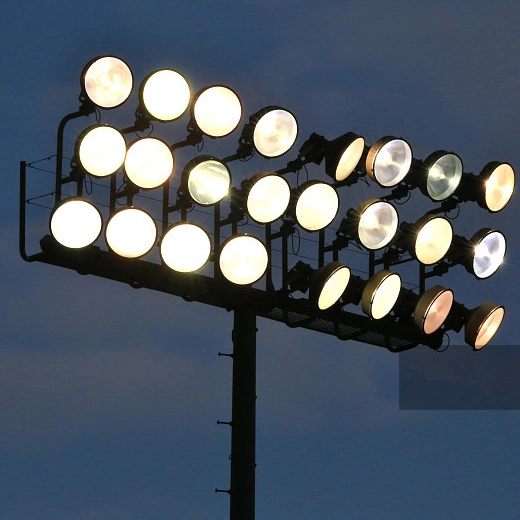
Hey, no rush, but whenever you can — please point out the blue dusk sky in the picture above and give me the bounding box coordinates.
[1,1,520,519]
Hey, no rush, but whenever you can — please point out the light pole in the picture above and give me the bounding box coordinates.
[20,55,514,519]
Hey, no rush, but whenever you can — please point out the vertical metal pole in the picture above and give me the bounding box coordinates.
[230,307,257,520]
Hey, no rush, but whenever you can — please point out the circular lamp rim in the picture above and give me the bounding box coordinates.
[412,213,453,264]
[293,180,340,232]
[355,198,399,250]
[478,161,515,212]
[413,285,454,334]
[49,196,103,248]
[190,84,242,138]
[105,206,158,259]
[465,302,505,350]
[309,261,350,310]
[247,105,299,158]
[218,234,268,286]
[244,172,291,224]
[139,68,191,122]
[182,154,232,206]
[423,150,463,201]
[361,270,401,318]
[80,55,133,109]
[469,227,506,279]
[159,221,212,272]
[76,124,127,177]
[365,135,412,187]
[124,136,174,190]
[326,132,365,182]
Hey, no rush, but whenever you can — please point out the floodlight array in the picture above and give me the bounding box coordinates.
[45,55,515,350]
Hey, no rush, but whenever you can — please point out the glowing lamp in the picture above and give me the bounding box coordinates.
[183,156,231,205]
[465,302,505,350]
[124,137,174,189]
[309,262,351,310]
[105,207,157,258]
[414,285,454,334]
[140,69,191,121]
[361,270,401,319]
[423,151,463,201]
[324,132,365,182]
[403,214,453,265]
[342,199,399,250]
[366,136,412,187]
[248,106,298,158]
[219,235,268,285]
[77,125,126,177]
[81,56,133,109]
[294,181,339,231]
[191,85,242,138]
[50,198,102,249]
[243,173,291,223]
[160,222,211,272]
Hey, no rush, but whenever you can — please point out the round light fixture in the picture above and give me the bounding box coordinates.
[414,285,454,334]
[412,214,453,265]
[294,181,339,231]
[309,262,351,310]
[325,132,365,182]
[470,228,506,279]
[465,302,505,350]
[192,85,242,138]
[366,136,412,187]
[356,199,399,250]
[81,56,133,109]
[50,198,103,249]
[361,270,401,320]
[105,207,157,258]
[424,151,463,201]
[245,173,291,223]
[77,125,126,177]
[219,235,268,285]
[160,222,211,272]
[480,162,515,212]
[250,106,298,158]
[140,69,191,121]
[124,137,174,189]
[183,156,231,205]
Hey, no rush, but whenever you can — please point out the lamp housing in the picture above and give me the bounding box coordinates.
[366,136,412,187]
[191,85,242,138]
[81,56,133,109]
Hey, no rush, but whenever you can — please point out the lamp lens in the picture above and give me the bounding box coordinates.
[295,183,339,231]
[160,223,211,272]
[50,198,102,249]
[414,216,452,265]
[253,109,298,157]
[124,138,174,189]
[247,174,290,223]
[466,303,505,349]
[193,86,242,137]
[105,208,157,258]
[317,265,351,310]
[357,200,398,250]
[473,230,506,279]
[371,138,412,187]
[415,287,454,334]
[363,271,401,319]
[186,158,231,205]
[141,69,190,121]
[484,163,515,212]
[334,136,365,182]
[83,56,133,108]
[219,235,268,285]
[427,153,463,201]
[78,126,126,177]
